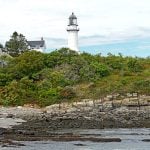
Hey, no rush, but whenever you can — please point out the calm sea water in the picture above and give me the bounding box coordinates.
[1,128,150,150]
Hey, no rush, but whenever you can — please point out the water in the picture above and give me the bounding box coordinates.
[1,128,150,150]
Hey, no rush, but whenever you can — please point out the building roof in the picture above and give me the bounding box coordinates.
[27,40,45,48]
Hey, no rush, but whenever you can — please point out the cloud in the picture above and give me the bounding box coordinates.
[0,0,150,56]
[44,37,66,49]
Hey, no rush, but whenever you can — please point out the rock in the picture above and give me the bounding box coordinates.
[85,101,94,107]
[66,108,78,113]
[6,114,14,118]
[74,143,86,146]
[16,130,35,135]
[127,93,133,98]
[0,113,8,118]
[82,107,93,112]
[75,102,87,107]
[48,136,121,142]
[132,93,138,97]
[139,99,149,106]
[115,107,129,112]
[142,139,150,142]
[0,128,7,135]
[106,95,113,101]
[112,100,122,108]
[0,139,25,147]
[103,101,112,110]
[95,99,102,104]
[46,104,60,110]
[122,98,142,107]
[17,106,22,109]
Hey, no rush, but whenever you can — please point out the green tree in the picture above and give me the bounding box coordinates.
[44,48,78,68]
[127,58,143,73]
[8,51,45,79]
[90,62,110,78]
[5,31,28,57]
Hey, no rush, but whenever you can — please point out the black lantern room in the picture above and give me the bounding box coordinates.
[68,12,78,25]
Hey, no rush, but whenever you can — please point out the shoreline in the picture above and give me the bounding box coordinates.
[0,96,149,147]
[0,95,149,130]
[0,105,149,129]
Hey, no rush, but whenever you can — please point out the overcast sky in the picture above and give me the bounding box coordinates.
[0,0,150,57]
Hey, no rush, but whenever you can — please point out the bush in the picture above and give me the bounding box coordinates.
[90,62,110,78]
[38,88,60,106]
[60,86,76,100]
[0,48,149,107]
[127,58,143,73]
[133,79,150,94]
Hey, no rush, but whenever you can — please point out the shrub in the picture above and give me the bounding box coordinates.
[60,87,76,100]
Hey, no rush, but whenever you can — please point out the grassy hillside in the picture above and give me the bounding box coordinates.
[0,48,150,106]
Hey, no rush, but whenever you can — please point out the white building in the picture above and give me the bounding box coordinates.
[67,12,79,52]
[27,37,46,53]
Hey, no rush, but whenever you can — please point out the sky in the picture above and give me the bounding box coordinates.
[0,0,150,57]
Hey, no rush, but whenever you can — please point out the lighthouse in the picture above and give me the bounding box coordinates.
[67,12,79,52]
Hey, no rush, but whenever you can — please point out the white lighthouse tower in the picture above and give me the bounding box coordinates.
[67,12,79,52]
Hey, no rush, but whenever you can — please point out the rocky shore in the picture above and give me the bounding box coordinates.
[0,94,150,146]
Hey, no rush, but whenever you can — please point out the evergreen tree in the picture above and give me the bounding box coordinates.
[5,31,28,57]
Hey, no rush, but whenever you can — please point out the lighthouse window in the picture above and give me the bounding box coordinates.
[73,19,77,24]
[70,19,73,25]
[69,18,77,25]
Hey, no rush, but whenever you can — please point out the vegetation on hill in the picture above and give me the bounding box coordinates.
[0,48,150,106]
[5,31,28,57]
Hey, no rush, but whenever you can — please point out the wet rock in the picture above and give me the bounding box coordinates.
[0,128,13,136]
[0,128,7,135]
[15,130,35,135]
[74,143,87,146]
[0,139,25,147]
[48,136,121,142]
[142,139,150,142]
[6,114,14,118]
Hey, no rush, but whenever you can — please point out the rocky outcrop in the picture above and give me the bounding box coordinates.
[44,95,150,114]
[0,94,149,130]
[0,94,149,143]
[0,139,25,148]
[40,94,149,129]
